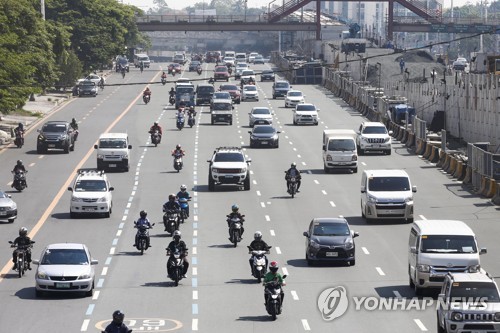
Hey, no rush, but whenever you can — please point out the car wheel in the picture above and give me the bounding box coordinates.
[306,254,314,266]
[104,210,110,218]
[70,212,77,219]
[358,147,364,155]
[437,315,446,333]
[361,202,365,218]
[324,165,330,174]
[275,141,279,148]
[243,173,251,191]
[353,167,358,173]
[85,281,94,297]
[273,95,276,99]
[349,260,356,266]
[64,144,70,154]
[8,218,15,223]
[406,218,414,224]
[70,143,75,151]
[386,149,392,155]
[208,173,215,191]
[35,289,43,298]
[409,270,415,288]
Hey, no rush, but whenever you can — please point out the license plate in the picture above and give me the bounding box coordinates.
[0,211,6,215]
[56,282,70,289]
[225,175,234,178]
[108,164,116,167]
[48,144,56,148]
[326,252,338,257]
[261,141,268,144]
[84,208,95,212]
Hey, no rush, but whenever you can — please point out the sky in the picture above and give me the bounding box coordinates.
[125,0,484,11]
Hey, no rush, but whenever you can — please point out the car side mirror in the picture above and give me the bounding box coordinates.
[410,246,418,254]
[412,186,417,193]
[360,186,366,193]
[6,194,11,198]
[353,231,360,238]
[207,160,211,163]
[277,131,281,134]
[303,231,309,237]
[109,187,114,191]
[90,259,99,265]
[322,144,326,151]
[94,144,98,149]
[480,248,487,254]
[128,145,132,149]
[282,274,287,279]
[67,187,73,192]
[317,108,320,112]
[246,158,252,163]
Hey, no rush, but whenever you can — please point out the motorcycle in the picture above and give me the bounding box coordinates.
[14,132,24,148]
[163,209,179,235]
[11,170,27,192]
[134,221,155,255]
[197,68,202,75]
[249,246,271,282]
[143,94,150,104]
[171,70,176,77]
[161,77,167,85]
[169,95,176,106]
[188,111,196,128]
[176,113,185,130]
[9,240,35,278]
[178,197,191,223]
[150,130,161,147]
[286,173,299,198]
[228,67,233,75]
[166,248,187,286]
[227,215,244,247]
[173,152,183,172]
[264,275,287,320]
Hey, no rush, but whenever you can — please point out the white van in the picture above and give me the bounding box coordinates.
[235,53,247,64]
[322,129,358,173]
[408,220,487,295]
[360,169,416,223]
[134,54,150,68]
[94,133,132,172]
[224,51,235,59]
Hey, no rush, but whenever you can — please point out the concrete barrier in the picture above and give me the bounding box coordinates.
[452,160,463,179]
[462,166,472,184]
[441,154,452,171]
[423,143,433,159]
[446,157,458,174]
[396,127,404,141]
[483,178,497,198]
[416,139,426,155]
[477,175,488,194]
[491,183,500,205]
[401,129,409,144]
[430,146,440,163]
[436,150,447,168]
[405,132,415,147]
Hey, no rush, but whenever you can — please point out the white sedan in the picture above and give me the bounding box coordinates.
[285,90,305,108]
[78,74,104,85]
[242,85,259,101]
[249,106,273,127]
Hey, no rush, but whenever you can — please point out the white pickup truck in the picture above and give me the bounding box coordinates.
[322,129,358,173]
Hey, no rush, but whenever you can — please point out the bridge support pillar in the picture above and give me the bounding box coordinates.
[316,0,321,40]
[388,0,394,41]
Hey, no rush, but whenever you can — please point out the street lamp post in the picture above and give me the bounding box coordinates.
[376,62,382,91]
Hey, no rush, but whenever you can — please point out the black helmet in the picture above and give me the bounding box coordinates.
[140,210,147,218]
[154,121,158,126]
[112,310,124,324]
[169,193,176,201]
[176,144,181,150]
[17,160,22,166]
[170,87,174,91]
[290,162,296,168]
[19,227,28,237]
[231,204,239,213]
[18,122,23,128]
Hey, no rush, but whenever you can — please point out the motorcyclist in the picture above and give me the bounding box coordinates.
[103,310,130,333]
[12,227,32,270]
[263,261,286,306]
[161,71,167,80]
[12,160,27,188]
[143,87,151,97]
[176,184,191,218]
[248,231,270,275]
[99,76,105,89]
[166,230,189,278]
[208,77,215,85]
[171,144,185,158]
[139,60,144,72]
[14,123,25,142]
[133,210,152,248]
[196,64,202,73]
[285,162,301,192]
[227,204,245,239]
[70,118,79,131]
[149,121,163,143]
[163,193,181,231]
[169,87,176,98]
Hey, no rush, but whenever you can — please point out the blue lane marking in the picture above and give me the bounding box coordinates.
[192,238,198,245]
[97,278,104,288]
[192,278,198,288]
[105,257,112,265]
[86,304,95,315]
[193,222,198,229]
[192,304,199,315]
[192,257,197,265]
[112,238,118,245]
[119,223,124,229]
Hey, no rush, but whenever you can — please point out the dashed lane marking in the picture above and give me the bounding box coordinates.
[256,190,261,196]
[321,190,327,195]
[260,202,266,208]
[270,230,275,236]
[92,290,100,300]
[265,215,270,221]
[192,319,199,331]
[376,267,385,276]
[275,247,281,254]
[101,267,108,276]
[291,290,299,300]
[362,247,370,255]
[419,215,427,220]
[414,319,428,331]
[314,180,319,184]
[29,162,35,167]
[329,201,336,207]
[193,290,198,300]
[301,319,311,331]
[282,267,289,276]
[81,319,90,331]
[86,304,95,315]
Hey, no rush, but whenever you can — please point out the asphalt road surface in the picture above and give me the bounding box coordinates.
[0,61,499,333]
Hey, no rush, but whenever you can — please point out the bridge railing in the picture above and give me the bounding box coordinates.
[393,15,500,25]
[136,14,265,23]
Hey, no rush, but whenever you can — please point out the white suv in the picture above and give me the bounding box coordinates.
[207,147,251,191]
[293,103,319,125]
[68,169,114,218]
[356,122,392,155]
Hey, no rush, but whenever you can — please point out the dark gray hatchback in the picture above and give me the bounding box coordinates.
[196,84,215,105]
[303,218,359,266]
[272,80,291,99]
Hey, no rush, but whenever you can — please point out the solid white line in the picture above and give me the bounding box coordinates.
[265,215,270,221]
[270,230,275,236]
[329,201,336,207]
[291,290,299,300]
[393,290,403,298]
[321,190,327,195]
[192,318,198,331]
[362,247,370,255]
[414,319,428,331]
[193,290,198,300]
[302,319,311,331]
[80,319,90,331]
[101,267,108,276]
[92,290,100,300]
[376,267,385,276]
[275,247,281,254]
[282,267,288,275]
[419,215,426,220]
[314,180,319,184]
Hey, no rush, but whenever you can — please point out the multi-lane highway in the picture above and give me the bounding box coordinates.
[0,60,499,333]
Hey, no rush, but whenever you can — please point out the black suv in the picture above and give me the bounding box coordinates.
[196,84,215,105]
[37,121,76,154]
[260,70,275,82]
[115,56,130,72]
[272,80,291,99]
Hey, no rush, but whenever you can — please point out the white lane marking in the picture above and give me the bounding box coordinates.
[116,230,122,237]
[192,319,198,331]
[92,290,100,300]
[270,230,275,236]
[376,267,385,276]
[194,216,198,221]
[275,247,281,254]
[192,267,198,276]
[109,247,115,255]
[7,181,13,186]
[329,201,336,207]
[293,147,297,151]
[282,267,289,276]
[260,202,266,208]
[302,319,311,331]
[361,162,367,166]
[131,191,136,196]
[289,141,293,145]
[307,170,311,174]
[291,290,299,300]
[314,180,319,184]
[29,162,35,167]
[362,247,370,255]
[250,170,254,175]
[301,161,306,166]
[193,290,198,300]
[192,247,197,255]
[193,203,198,208]
[126,203,131,208]
[393,291,403,298]
[101,267,108,276]
[121,216,127,221]
[256,190,261,196]
[38,155,44,159]
[81,319,90,331]
[285,136,289,139]
[193,230,198,237]
[265,215,270,221]
[253,180,257,185]
[419,215,427,220]
[321,190,327,195]
[297,154,301,158]
[414,319,428,331]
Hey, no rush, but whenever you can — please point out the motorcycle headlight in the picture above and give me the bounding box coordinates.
[367,195,377,203]
[37,271,49,280]
[71,197,83,202]
[451,312,463,322]
[417,264,430,272]
[310,240,320,249]
[97,197,107,203]
[468,265,480,273]
[345,240,354,250]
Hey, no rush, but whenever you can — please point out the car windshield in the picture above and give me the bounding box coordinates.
[237,64,248,68]
[177,87,194,94]
[296,105,316,111]
[214,92,230,99]
[313,223,350,236]
[449,282,500,302]
[138,56,148,61]
[328,139,356,151]
[80,81,95,86]
[75,180,107,192]
[41,248,89,265]
[275,82,289,88]
[252,108,270,115]
[421,235,477,253]
[117,57,128,64]
[368,176,410,191]
[215,67,227,73]
[363,126,387,134]
[253,126,275,134]
[242,71,254,76]
[288,91,302,97]
[244,86,257,91]
[191,61,200,66]
[42,124,67,132]
[220,85,238,91]
[213,103,231,110]
[263,70,273,74]
[198,87,214,93]
[214,153,244,162]
[99,139,127,148]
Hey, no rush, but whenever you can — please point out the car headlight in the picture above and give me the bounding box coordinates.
[360,136,368,142]
[60,134,67,140]
[97,154,104,159]
[417,264,430,272]
[384,137,391,143]
[345,239,354,250]
[121,154,128,159]
[97,197,108,203]
[310,240,320,249]
[72,197,83,202]
[494,312,500,322]
[37,271,49,280]
[405,196,413,203]
[9,203,17,210]
[272,134,278,139]
[240,167,247,173]
[451,312,463,321]
[367,195,377,203]
[78,273,91,280]
[212,168,219,173]
[468,264,480,273]
[38,135,45,141]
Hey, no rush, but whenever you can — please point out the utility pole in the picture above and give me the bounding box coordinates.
[442,70,447,150]
[41,0,45,20]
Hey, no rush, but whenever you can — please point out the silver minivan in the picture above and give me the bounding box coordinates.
[408,219,487,295]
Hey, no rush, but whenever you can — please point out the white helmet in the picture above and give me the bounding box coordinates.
[180,184,187,191]
[254,231,262,241]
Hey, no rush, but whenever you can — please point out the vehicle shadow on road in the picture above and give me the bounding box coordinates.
[236,315,274,322]
[114,251,146,256]
[225,278,258,285]
[269,195,295,200]
[344,216,409,226]
[287,258,350,268]
[375,285,439,299]
[142,281,173,288]
[51,212,73,219]
[14,287,86,300]
[208,244,235,249]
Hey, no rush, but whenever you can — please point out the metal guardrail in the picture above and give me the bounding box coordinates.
[413,117,426,140]
[135,14,314,24]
